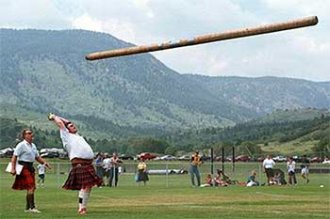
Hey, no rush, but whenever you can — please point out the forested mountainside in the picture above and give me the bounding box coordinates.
[1,28,329,139]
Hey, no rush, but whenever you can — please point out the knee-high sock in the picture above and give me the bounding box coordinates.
[78,190,84,210]
[82,191,90,209]
[78,190,91,209]
[26,194,35,210]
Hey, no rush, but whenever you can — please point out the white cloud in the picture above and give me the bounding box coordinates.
[72,14,103,32]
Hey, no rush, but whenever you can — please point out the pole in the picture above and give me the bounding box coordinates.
[221,147,225,173]
[210,147,214,175]
[86,16,318,60]
[232,146,235,173]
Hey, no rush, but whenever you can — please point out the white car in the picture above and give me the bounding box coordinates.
[322,158,330,164]
[273,156,287,162]
[160,155,177,160]
[178,155,191,161]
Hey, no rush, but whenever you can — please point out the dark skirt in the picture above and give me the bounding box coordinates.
[265,168,274,178]
[137,170,149,182]
[63,163,103,190]
[12,166,35,190]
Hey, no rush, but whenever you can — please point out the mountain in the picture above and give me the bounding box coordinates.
[1,29,329,139]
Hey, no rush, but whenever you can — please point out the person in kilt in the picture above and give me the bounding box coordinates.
[10,129,51,213]
[48,113,102,215]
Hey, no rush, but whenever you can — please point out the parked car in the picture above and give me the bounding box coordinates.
[178,155,191,161]
[215,156,232,162]
[273,155,287,162]
[0,147,14,158]
[201,155,211,161]
[137,152,157,160]
[40,151,59,158]
[119,154,135,160]
[292,155,302,162]
[155,155,177,160]
[234,155,250,162]
[257,156,265,162]
[322,157,330,164]
[310,156,322,163]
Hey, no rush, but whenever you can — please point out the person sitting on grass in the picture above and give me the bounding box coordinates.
[214,170,229,187]
[200,174,213,187]
[246,170,259,187]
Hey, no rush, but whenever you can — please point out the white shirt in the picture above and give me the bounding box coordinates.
[287,161,296,173]
[37,164,46,174]
[60,128,94,160]
[263,158,275,169]
[102,158,111,170]
[14,140,39,162]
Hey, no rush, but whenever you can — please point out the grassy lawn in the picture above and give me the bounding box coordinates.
[0,160,329,219]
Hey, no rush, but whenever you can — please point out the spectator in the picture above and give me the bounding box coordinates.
[95,153,104,186]
[287,157,297,186]
[37,163,46,188]
[262,155,276,185]
[246,170,259,186]
[109,152,122,187]
[136,158,149,185]
[214,169,230,186]
[189,151,202,187]
[102,154,111,186]
[200,174,213,187]
[300,155,310,183]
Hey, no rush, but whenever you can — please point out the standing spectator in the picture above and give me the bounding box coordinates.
[37,163,46,188]
[189,151,202,187]
[300,155,310,183]
[287,157,297,186]
[95,153,104,186]
[136,158,149,185]
[48,113,102,215]
[11,129,50,213]
[109,152,122,187]
[262,155,276,185]
[102,154,111,186]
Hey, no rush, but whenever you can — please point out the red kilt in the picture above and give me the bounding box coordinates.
[63,163,102,190]
[12,166,35,190]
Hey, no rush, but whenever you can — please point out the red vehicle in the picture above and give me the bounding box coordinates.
[234,155,250,162]
[137,152,157,160]
[310,156,322,163]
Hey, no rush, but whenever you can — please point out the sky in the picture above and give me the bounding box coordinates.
[1,0,329,82]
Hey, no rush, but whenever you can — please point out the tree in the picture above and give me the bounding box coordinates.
[312,137,330,157]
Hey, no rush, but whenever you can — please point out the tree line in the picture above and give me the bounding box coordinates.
[1,114,328,157]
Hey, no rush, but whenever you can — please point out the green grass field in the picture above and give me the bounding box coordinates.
[0,160,329,219]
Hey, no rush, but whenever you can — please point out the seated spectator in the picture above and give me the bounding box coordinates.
[273,172,281,185]
[246,170,259,187]
[200,174,213,187]
[214,170,229,187]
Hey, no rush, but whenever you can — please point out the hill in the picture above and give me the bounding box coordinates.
[0,28,329,140]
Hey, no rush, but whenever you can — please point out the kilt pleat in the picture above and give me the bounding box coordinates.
[12,166,35,190]
[63,164,102,190]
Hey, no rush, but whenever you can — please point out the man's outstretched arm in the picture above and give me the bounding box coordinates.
[48,113,69,129]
